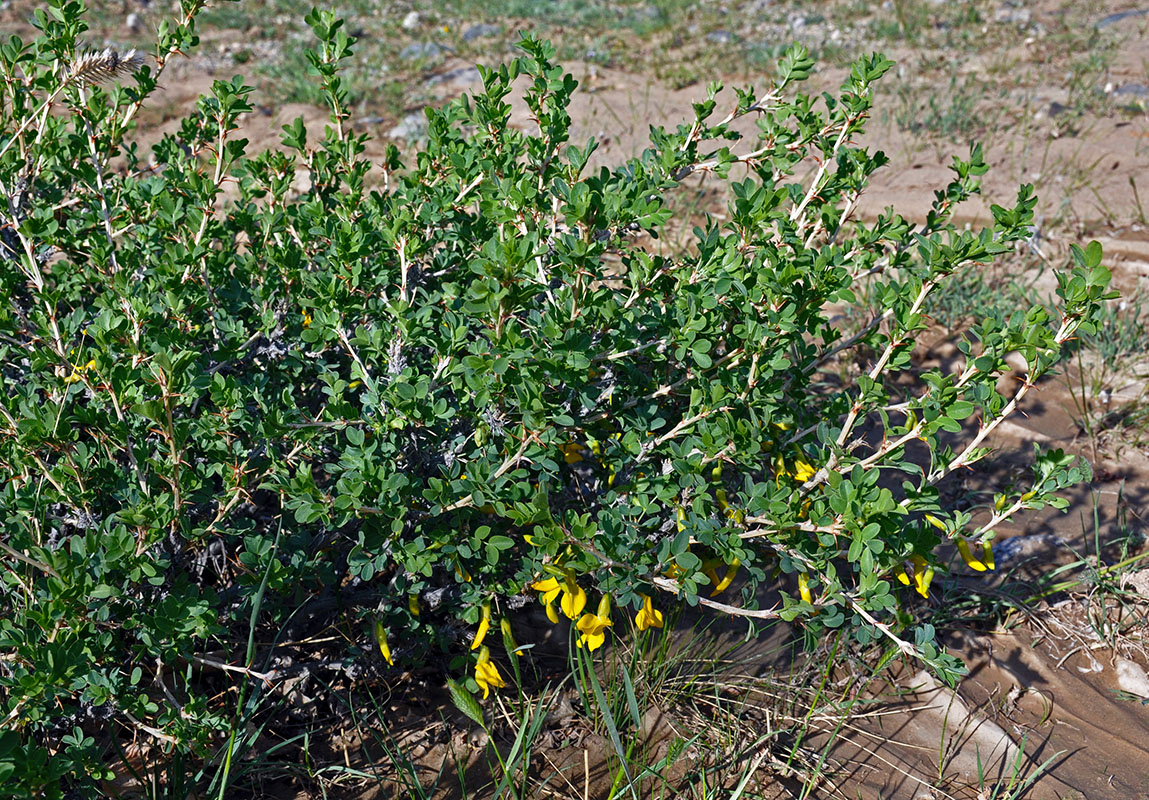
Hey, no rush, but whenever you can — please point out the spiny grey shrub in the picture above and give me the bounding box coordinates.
[0,1,1112,795]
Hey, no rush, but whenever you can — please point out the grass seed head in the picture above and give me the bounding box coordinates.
[68,48,144,87]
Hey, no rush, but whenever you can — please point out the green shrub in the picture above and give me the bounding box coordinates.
[0,1,1112,795]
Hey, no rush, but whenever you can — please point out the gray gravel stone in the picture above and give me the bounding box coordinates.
[427,66,482,87]
[1095,8,1149,28]
[389,111,428,141]
[1114,83,1149,98]
[400,41,450,61]
[462,23,500,42]
[993,6,1031,25]
[630,5,663,24]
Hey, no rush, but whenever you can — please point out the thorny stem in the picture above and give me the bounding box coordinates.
[651,576,783,619]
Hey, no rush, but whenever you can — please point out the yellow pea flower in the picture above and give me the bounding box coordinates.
[710,558,740,596]
[531,575,562,622]
[896,564,912,586]
[635,594,664,631]
[716,490,745,524]
[576,595,612,651]
[531,576,562,598]
[471,601,491,650]
[957,538,995,572]
[408,593,420,617]
[302,309,313,327]
[924,514,946,531]
[793,454,816,483]
[374,621,393,666]
[532,573,587,621]
[908,555,934,598]
[774,453,817,487]
[798,573,813,604]
[474,646,505,699]
[63,359,97,384]
[560,575,587,620]
[560,442,585,464]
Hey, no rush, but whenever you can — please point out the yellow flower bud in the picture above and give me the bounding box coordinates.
[374,621,393,666]
[710,558,740,596]
[956,538,989,572]
[470,601,491,651]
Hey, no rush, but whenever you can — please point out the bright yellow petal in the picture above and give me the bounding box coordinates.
[560,442,585,463]
[532,576,563,606]
[561,582,587,619]
[957,539,987,572]
[636,595,664,631]
[545,600,560,624]
[582,630,606,651]
[375,622,393,666]
[710,559,740,596]
[531,576,560,592]
[471,615,490,651]
[576,612,610,636]
[475,647,505,699]
[798,573,812,604]
[793,455,816,483]
[907,556,934,598]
